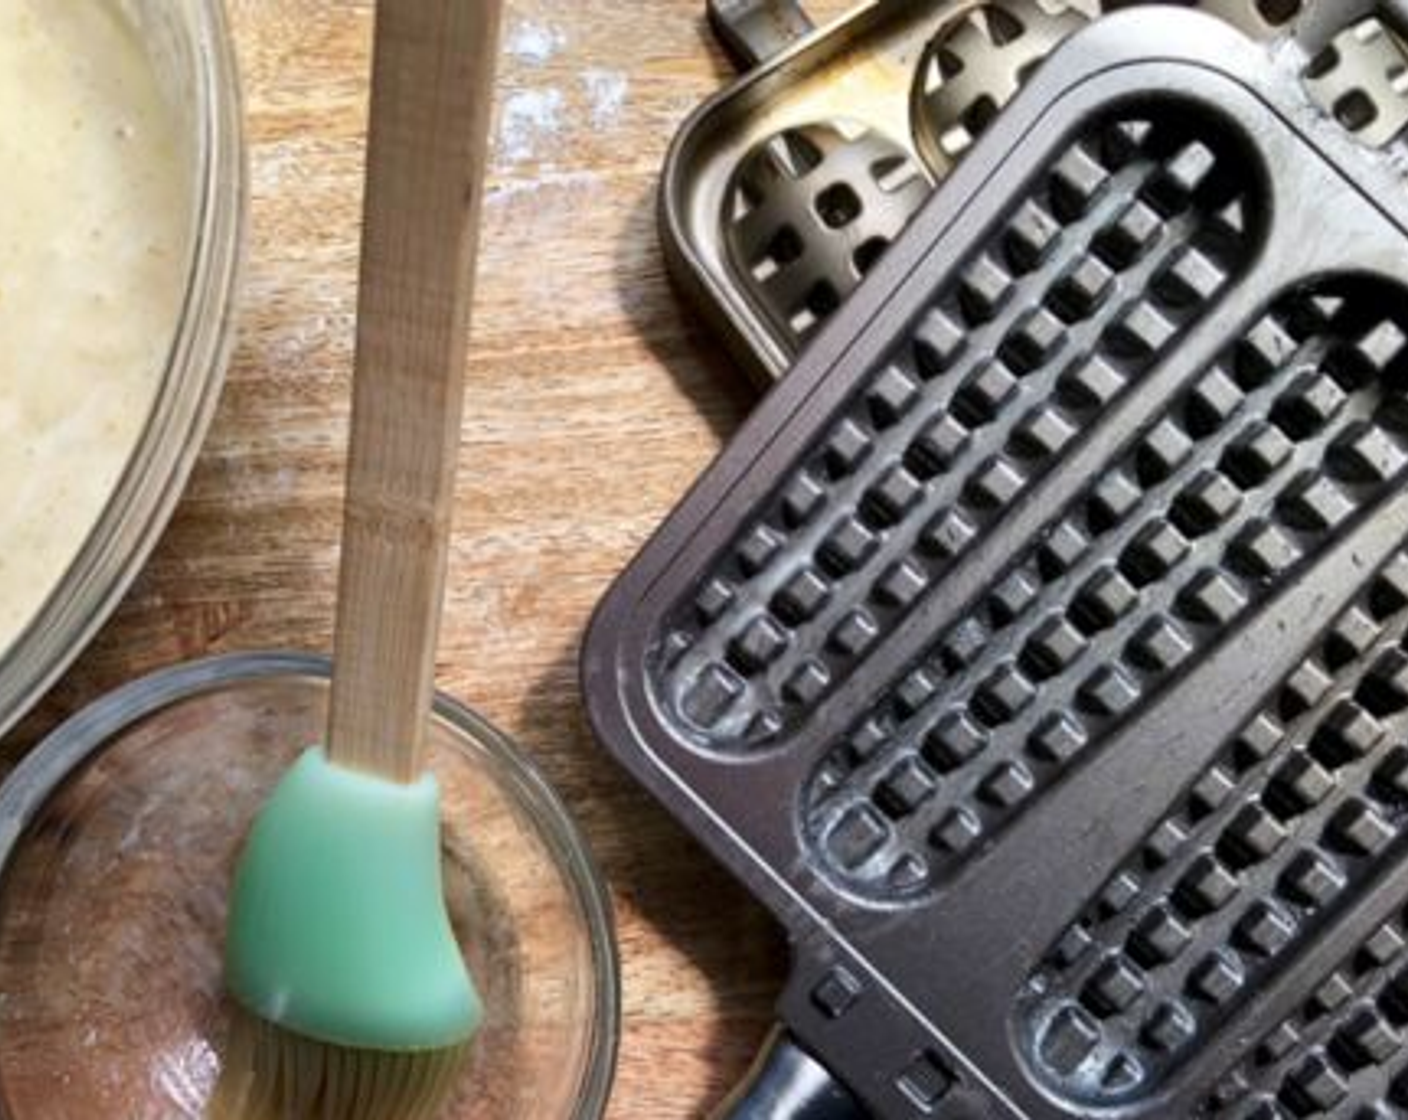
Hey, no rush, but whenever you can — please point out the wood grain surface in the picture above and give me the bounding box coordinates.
[329,0,503,781]
[0,0,850,1115]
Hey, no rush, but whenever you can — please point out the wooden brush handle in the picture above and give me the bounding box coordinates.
[327,0,504,781]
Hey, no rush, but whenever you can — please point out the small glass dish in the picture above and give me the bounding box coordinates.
[0,653,620,1119]
[0,0,245,737]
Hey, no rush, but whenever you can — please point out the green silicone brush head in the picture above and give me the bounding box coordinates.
[212,748,483,1120]
[223,747,483,1052]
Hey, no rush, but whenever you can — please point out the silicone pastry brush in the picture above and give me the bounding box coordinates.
[210,0,503,1116]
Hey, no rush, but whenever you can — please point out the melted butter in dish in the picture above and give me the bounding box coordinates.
[0,0,189,647]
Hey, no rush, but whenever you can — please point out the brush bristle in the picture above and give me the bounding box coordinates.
[208,1005,468,1120]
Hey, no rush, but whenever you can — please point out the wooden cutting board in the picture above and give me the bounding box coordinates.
[0,0,854,1114]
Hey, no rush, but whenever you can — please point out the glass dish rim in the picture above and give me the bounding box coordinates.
[0,650,622,1120]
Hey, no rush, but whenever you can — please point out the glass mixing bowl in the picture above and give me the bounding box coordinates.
[0,653,620,1119]
[0,0,245,737]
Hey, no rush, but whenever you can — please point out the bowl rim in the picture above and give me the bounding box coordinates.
[0,650,622,1120]
[0,0,248,741]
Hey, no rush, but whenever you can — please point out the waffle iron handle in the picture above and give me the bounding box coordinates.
[708,0,815,70]
[714,1029,871,1120]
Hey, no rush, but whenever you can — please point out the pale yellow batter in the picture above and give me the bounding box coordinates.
[0,0,188,647]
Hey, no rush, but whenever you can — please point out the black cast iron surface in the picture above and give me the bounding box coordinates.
[586,9,1408,1118]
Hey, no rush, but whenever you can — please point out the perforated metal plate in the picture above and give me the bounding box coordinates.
[1305,14,1408,148]
[911,1,1092,166]
[590,10,1408,1117]
[723,121,931,349]
[674,0,1408,384]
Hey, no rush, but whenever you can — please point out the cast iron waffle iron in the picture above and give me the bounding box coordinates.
[586,7,1408,1118]
[668,0,1408,384]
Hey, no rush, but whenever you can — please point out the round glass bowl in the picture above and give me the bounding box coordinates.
[0,0,245,737]
[0,654,619,1119]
